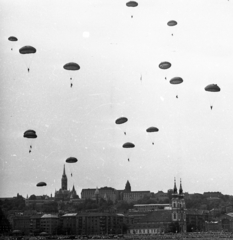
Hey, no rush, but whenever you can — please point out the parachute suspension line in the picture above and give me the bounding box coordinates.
[70,78,73,88]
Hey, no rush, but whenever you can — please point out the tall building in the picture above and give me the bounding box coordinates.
[171,178,186,233]
[55,165,78,201]
[61,164,67,190]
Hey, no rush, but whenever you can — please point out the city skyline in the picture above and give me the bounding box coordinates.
[1,0,233,198]
[3,164,231,199]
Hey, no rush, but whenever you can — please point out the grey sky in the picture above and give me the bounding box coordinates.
[0,0,233,198]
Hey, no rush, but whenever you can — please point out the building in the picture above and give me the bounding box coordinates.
[128,179,186,234]
[29,214,43,235]
[132,204,171,212]
[186,209,209,232]
[81,187,117,203]
[12,216,31,235]
[119,181,151,203]
[62,213,77,235]
[81,180,151,204]
[54,165,78,201]
[40,214,59,235]
[75,212,127,235]
[128,210,173,234]
[171,178,186,233]
[220,213,233,232]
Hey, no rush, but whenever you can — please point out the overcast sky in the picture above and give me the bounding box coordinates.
[0,0,233,198]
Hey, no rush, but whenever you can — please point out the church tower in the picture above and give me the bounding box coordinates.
[125,180,131,192]
[61,164,67,190]
[171,178,186,233]
[178,179,186,232]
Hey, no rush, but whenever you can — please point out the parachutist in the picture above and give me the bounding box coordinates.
[124,132,126,135]
[30,145,32,149]
[176,95,178,98]
[211,106,213,110]
[128,158,130,162]
[29,150,31,153]
[27,68,30,72]
[152,142,154,145]
[71,83,73,88]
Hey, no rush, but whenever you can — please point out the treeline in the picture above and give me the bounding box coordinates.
[1,193,233,214]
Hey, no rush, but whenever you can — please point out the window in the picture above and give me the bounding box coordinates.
[173,213,177,220]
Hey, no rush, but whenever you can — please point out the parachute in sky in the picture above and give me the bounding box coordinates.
[167,20,177,36]
[8,36,18,50]
[123,142,135,162]
[63,62,80,88]
[159,62,171,70]
[36,182,47,187]
[24,130,37,153]
[146,127,159,145]
[66,157,78,163]
[170,77,183,98]
[66,157,78,177]
[19,46,36,72]
[126,1,138,18]
[115,117,128,135]
[205,84,221,110]
[167,20,177,26]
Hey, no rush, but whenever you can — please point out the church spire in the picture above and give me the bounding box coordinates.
[63,164,66,176]
[179,179,183,195]
[173,177,177,194]
[61,164,67,190]
[125,180,131,192]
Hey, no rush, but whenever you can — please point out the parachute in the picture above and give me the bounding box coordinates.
[126,1,138,18]
[167,20,177,26]
[205,84,220,92]
[205,84,221,110]
[63,62,80,88]
[159,62,171,70]
[170,77,183,98]
[19,46,36,72]
[8,36,18,50]
[36,182,47,187]
[123,142,135,162]
[66,157,78,177]
[146,127,159,145]
[66,157,78,163]
[24,130,37,153]
[126,1,138,7]
[8,36,18,41]
[167,20,177,36]
[115,117,128,135]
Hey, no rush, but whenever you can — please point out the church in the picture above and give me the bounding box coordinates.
[54,165,78,201]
